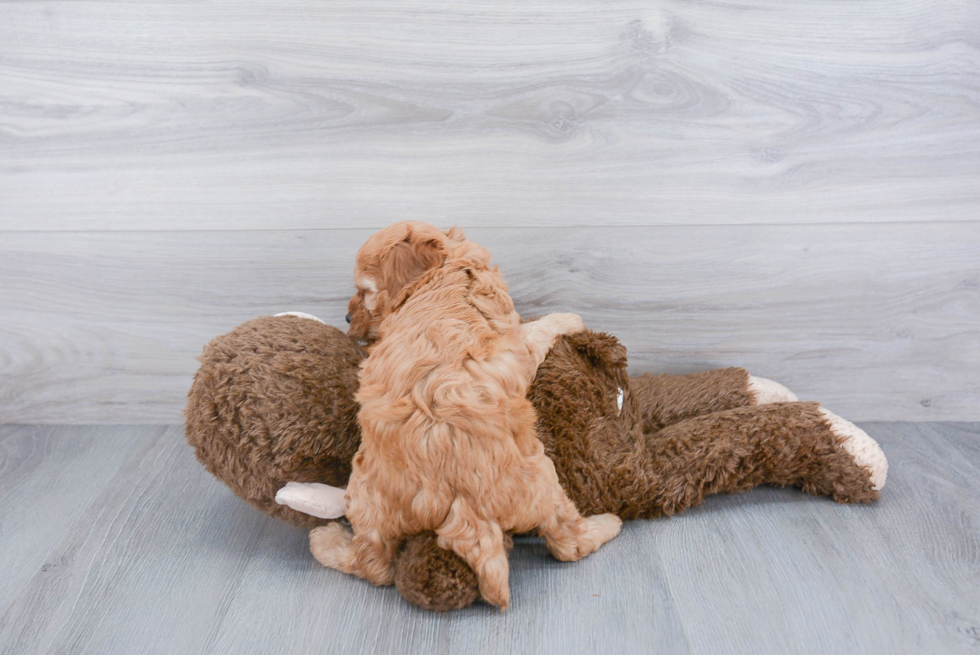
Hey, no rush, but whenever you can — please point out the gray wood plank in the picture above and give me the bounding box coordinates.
[656,422,980,655]
[814,422,980,652]
[0,423,977,654]
[2,223,978,423]
[0,426,275,655]
[204,526,690,655]
[1,0,978,231]
[0,426,148,614]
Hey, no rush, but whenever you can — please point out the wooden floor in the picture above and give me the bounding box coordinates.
[1,423,977,654]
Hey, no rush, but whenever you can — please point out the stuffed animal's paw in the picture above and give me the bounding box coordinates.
[819,408,888,491]
[543,312,586,337]
[748,376,799,404]
[276,481,347,519]
[521,313,587,367]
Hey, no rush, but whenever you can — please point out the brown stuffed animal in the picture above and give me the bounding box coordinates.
[185,314,887,611]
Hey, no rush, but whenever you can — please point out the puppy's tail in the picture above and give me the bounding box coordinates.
[435,498,511,610]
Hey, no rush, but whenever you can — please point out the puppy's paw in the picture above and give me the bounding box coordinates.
[582,513,622,551]
[819,408,888,491]
[310,522,354,572]
[748,375,799,404]
[552,514,622,562]
[543,312,586,337]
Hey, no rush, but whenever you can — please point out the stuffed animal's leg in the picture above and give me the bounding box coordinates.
[817,407,888,491]
[521,313,585,371]
[632,401,886,518]
[631,368,797,432]
[309,523,397,586]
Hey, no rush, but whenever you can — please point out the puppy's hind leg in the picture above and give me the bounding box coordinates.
[310,522,355,572]
[539,479,622,562]
[436,499,511,610]
[310,523,397,587]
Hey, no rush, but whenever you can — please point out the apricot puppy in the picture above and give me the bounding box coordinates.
[310,221,621,609]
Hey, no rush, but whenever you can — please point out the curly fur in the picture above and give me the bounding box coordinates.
[313,221,621,609]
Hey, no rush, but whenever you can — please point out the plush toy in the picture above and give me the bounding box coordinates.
[185,313,887,611]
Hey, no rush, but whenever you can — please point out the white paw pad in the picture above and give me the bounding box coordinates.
[275,481,347,519]
[819,408,888,491]
[748,376,799,404]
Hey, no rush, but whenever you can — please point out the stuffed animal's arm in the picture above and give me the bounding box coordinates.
[275,482,347,519]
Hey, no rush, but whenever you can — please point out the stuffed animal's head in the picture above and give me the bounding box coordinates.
[185,315,366,528]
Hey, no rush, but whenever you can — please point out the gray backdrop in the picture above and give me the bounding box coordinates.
[2,0,978,423]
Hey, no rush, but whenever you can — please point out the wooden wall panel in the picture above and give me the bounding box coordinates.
[1,0,978,231]
[1,224,977,423]
[1,0,977,422]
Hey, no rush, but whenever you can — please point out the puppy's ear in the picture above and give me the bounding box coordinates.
[381,236,446,302]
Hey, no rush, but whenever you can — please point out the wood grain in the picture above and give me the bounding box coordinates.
[0,425,148,608]
[1,0,978,230]
[659,422,980,654]
[2,0,978,423]
[2,224,977,423]
[0,426,276,654]
[0,423,977,654]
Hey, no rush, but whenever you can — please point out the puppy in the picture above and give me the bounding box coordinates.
[310,221,621,609]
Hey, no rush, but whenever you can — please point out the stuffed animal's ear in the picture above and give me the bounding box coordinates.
[569,330,628,370]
